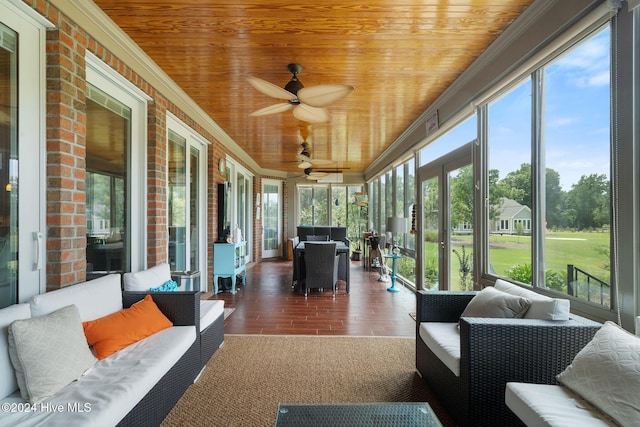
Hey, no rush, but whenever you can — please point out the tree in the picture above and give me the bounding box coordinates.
[545,168,564,229]
[487,168,504,222]
[565,174,609,230]
[450,166,473,227]
[501,163,531,207]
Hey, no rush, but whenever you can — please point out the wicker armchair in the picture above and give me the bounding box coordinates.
[303,242,340,296]
[415,290,602,427]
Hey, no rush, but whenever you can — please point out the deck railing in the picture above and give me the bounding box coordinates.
[567,264,610,306]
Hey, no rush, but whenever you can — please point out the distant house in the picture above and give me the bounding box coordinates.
[491,198,532,235]
[452,198,532,235]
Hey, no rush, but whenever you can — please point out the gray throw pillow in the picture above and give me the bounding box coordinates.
[8,304,97,403]
[460,286,530,319]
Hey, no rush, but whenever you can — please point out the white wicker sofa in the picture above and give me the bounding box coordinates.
[0,274,201,427]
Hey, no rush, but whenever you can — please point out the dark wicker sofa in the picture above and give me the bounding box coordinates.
[415,290,602,427]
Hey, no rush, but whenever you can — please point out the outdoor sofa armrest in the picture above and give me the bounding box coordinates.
[122,291,200,328]
[457,315,602,425]
[416,290,477,323]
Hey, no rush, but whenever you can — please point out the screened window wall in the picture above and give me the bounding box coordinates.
[482,24,612,308]
[368,158,416,286]
[298,184,364,246]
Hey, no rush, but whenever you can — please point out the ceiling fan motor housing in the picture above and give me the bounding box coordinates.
[284,63,304,96]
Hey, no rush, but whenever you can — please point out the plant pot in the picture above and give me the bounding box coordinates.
[351,251,362,261]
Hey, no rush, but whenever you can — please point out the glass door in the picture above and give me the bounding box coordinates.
[0,6,45,308]
[262,179,282,258]
[418,144,473,291]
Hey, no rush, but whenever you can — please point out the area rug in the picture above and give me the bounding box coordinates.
[161,335,454,427]
[223,307,235,319]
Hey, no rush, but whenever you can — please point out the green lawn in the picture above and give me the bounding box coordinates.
[439,231,611,290]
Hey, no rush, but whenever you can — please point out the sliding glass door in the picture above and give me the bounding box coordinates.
[0,6,46,308]
[262,180,282,258]
[419,144,473,291]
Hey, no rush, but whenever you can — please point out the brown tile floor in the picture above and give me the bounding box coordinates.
[208,258,417,336]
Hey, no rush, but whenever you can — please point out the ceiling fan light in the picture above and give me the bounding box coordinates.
[298,161,312,169]
[284,78,304,95]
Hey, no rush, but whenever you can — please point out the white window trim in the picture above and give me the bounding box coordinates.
[86,52,150,272]
[226,157,254,263]
[3,2,52,302]
[166,112,209,284]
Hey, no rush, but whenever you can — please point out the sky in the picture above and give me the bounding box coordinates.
[420,27,611,191]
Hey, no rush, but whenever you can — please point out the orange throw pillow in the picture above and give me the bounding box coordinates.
[83,294,173,360]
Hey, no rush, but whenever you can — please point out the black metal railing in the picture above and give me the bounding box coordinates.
[567,264,610,306]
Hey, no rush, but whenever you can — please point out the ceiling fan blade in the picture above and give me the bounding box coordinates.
[293,104,330,123]
[310,158,335,166]
[247,76,298,100]
[297,161,312,169]
[308,171,329,178]
[249,103,294,117]
[297,84,354,108]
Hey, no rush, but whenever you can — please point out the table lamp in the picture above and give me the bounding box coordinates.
[387,216,407,255]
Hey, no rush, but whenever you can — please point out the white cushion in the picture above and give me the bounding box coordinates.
[419,322,460,376]
[0,304,30,399]
[123,263,171,291]
[0,325,196,427]
[30,274,123,322]
[460,286,530,319]
[200,300,224,330]
[556,321,640,427]
[495,278,570,320]
[506,382,617,427]
[8,305,97,403]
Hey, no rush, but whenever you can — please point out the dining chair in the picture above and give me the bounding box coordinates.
[306,235,330,241]
[303,242,339,297]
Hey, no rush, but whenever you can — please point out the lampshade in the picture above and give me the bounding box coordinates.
[387,217,407,234]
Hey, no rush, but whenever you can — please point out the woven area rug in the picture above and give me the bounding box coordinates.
[161,335,454,427]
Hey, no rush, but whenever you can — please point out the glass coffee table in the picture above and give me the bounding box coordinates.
[275,402,442,426]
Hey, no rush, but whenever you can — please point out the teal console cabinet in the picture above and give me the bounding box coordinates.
[213,241,246,294]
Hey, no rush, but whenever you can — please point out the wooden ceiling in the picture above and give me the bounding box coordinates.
[92,0,534,176]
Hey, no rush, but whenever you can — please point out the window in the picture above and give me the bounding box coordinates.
[86,53,148,274]
[166,115,208,275]
[223,158,254,262]
[484,25,612,308]
[168,130,187,271]
[298,186,328,226]
[541,27,611,306]
[85,86,130,276]
[419,114,476,167]
[367,158,417,286]
[487,78,532,283]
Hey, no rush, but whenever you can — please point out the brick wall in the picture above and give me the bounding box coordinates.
[25,0,263,292]
[44,9,88,289]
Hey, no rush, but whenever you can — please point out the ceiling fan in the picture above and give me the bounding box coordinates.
[247,63,354,124]
[295,142,335,169]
